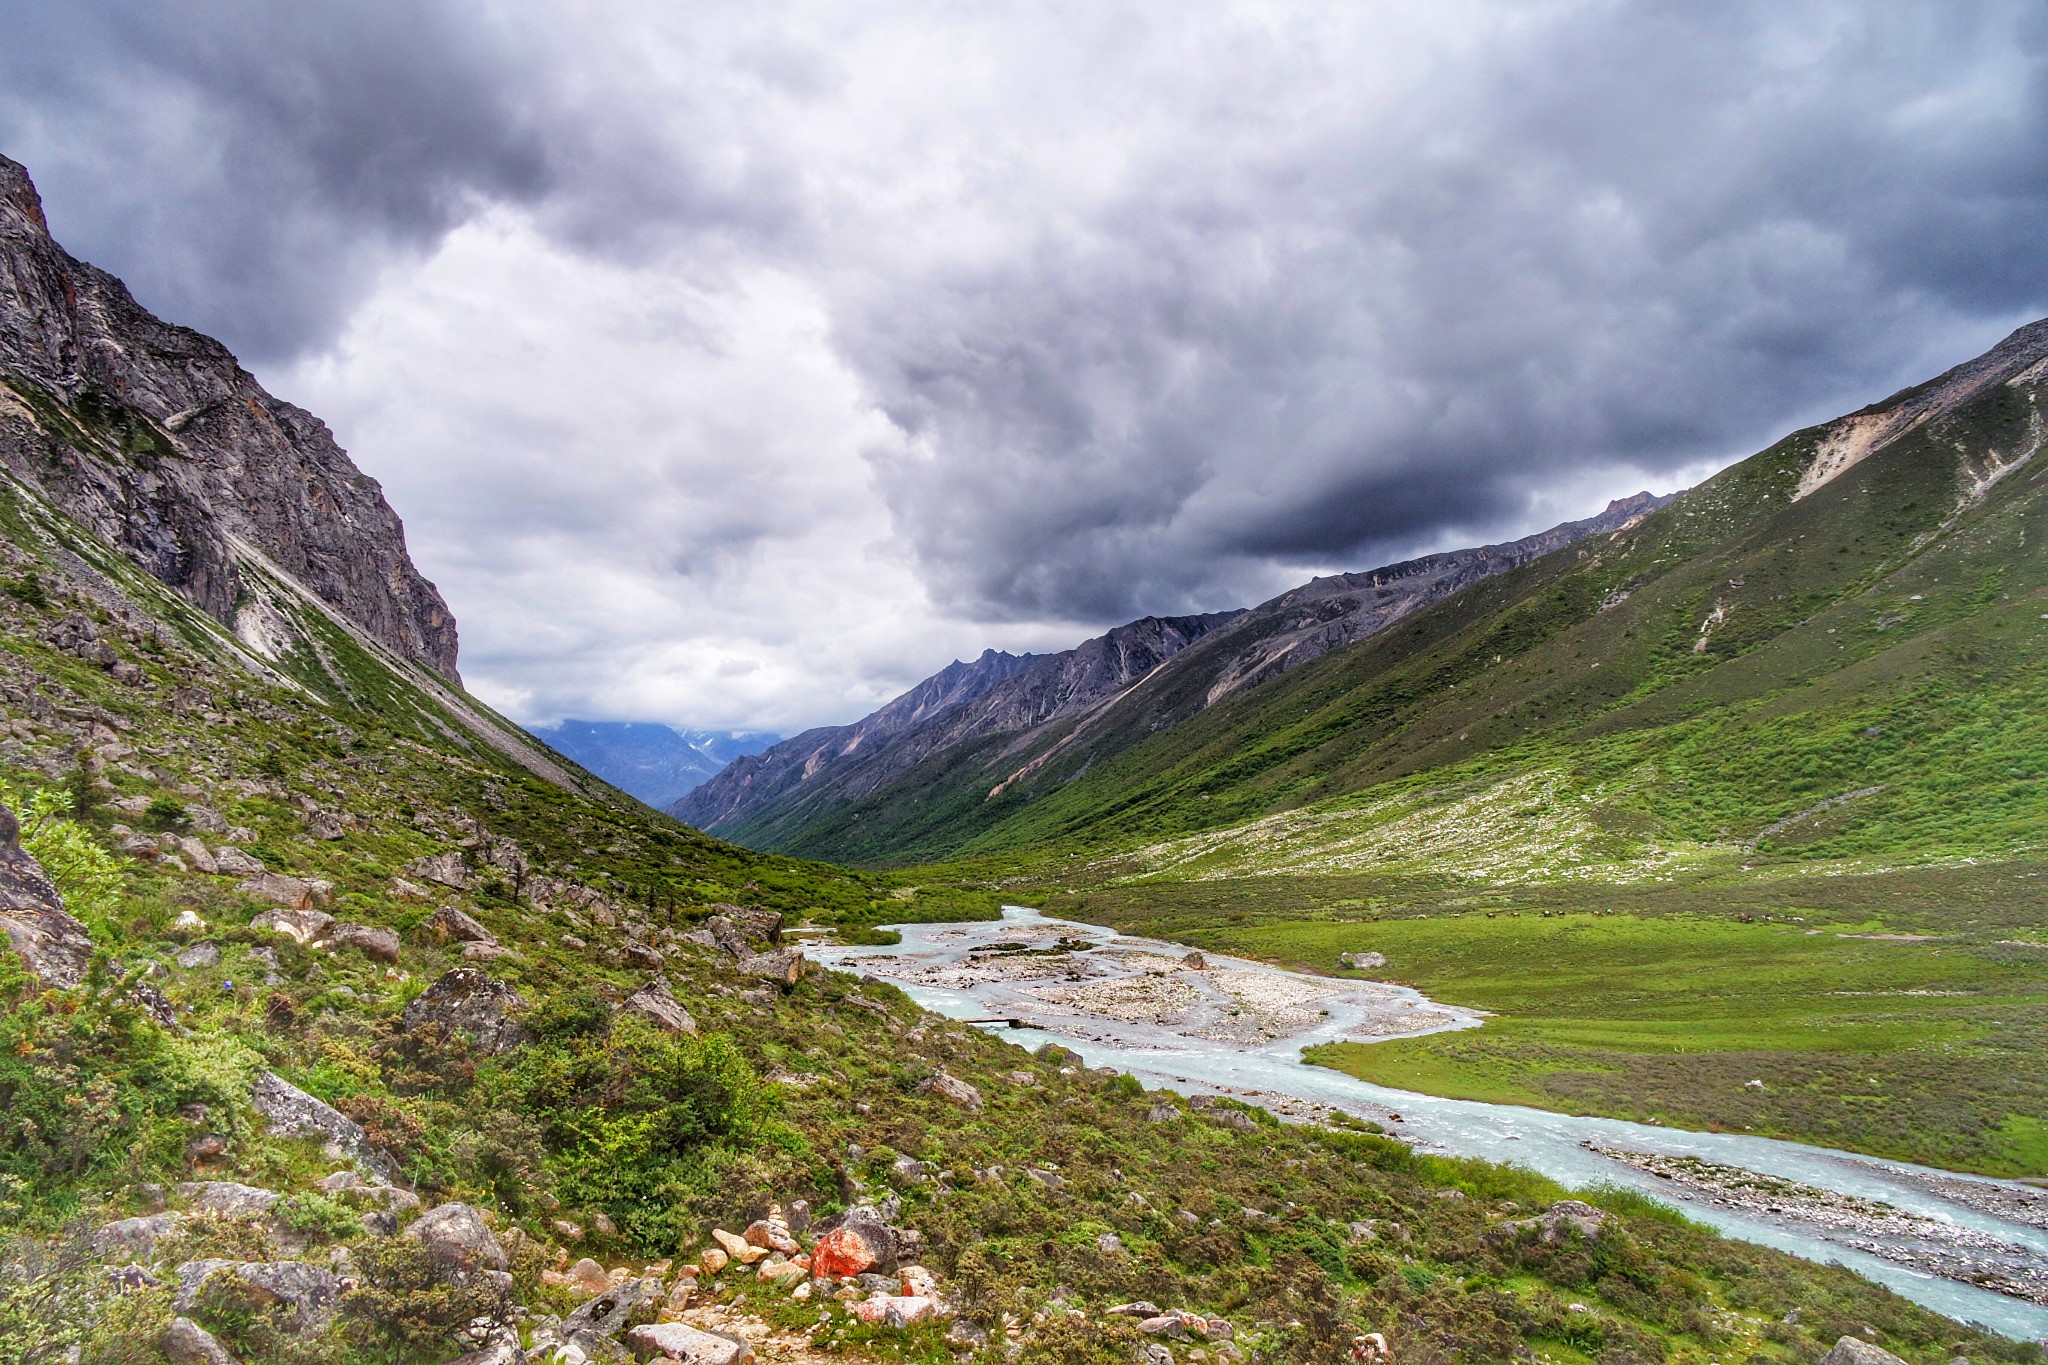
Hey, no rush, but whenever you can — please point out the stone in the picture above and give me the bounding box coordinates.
[249,905,334,941]
[898,1264,939,1297]
[427,904,495,943]
[623,940,664,971]
[1181,952,1206,969]
[738,947,805,988]
[1141,1315,1190,1340]
[848,1294,945,1327]
[175,837,219,874]
[699,1246,729,1274]
[177,943,222,970]
[712,1228,768,1264]
[743,1218,798,1254]
[914,1071,983,1111]
[389,877,432,901]
[0,802,94,988]
[95,1212,184,1260]
[1820,1341,1912,1365]
[622,975,697,1034]
[175,1259,340,1333]
[251,1071,403,1184]
[401,968,531,1054]
[212,848,265,876]
[410,851,473,890]
[1108,1302,1162,1318]
[462,941,511,961]
[809,1207,897,1278]
[443,1348,523,1365]
[307,811,348,841]
[1145,1104,1180,1123]
[623,1322,748,1363]
[328,923,401,962]
[713,904,784,945]
[1096,1232,1124,1254]
[178,1181,281,1217]
[1340,951,1387,970]
[162,1317,240,1365]
[758,1259,807,1288]
[563,1277,663,1340]
[563,1257,611,1297]
[408,1202,508,1273]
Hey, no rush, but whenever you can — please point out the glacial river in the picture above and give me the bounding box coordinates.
[810,907,2048,1341]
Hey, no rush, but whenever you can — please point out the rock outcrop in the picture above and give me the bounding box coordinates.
[0,801,94,988]
[401,968,531,1054]
[0,155,460,680]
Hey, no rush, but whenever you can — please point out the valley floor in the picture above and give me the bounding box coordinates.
[1048,860,2048,1180]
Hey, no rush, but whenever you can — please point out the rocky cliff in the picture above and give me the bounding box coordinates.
[0,155,459,680]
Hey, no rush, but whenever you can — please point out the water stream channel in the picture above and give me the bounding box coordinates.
[809,906,2048,1341]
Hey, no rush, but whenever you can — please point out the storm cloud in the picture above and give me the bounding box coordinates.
[4,1,2044,729]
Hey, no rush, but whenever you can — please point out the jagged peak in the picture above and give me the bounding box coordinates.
[0,154,50,240]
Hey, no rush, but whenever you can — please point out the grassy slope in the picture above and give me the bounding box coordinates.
[762,367,2047,871]
[0,403,2040,1362]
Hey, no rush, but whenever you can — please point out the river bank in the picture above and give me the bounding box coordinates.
[813,906,2048,1341]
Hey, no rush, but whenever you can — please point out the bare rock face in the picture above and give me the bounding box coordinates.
[0,801,94,988]
[401,968,530,1054]
[0,156,458,680]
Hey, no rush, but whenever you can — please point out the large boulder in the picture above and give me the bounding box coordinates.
[162,1317,239,1365]
[241,878,334,914]
[174,1260,340,1333]
[810,1206,898,1278]
[0,802,94,988]
[426,905,495,944]
[738,948,805,988]
[251,1071,404,1184]
[407,1202,508,1274]
[409,852,473,891]
[622,975,697,1034]
[1820,1340,1912,1365]
[624,1322,748,1363]
[327,923,400,962]
[401,969,530,1054]
[915,1071,983,1111]
[561,1277,663,1340]
[249,905,333,941]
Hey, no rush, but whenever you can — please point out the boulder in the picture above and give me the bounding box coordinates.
[738,948,805,988]
[178,1181,280,1218]
[427,905,495,943]
[175,1260,340,1333]
[401,968,530,1054]
[175,838,219,874]
[409,852,473,891]
[95,1212,184,1260]
[849,1294,945,1327]
[407,1202,508,1273]
[251,1071,404,1184]
[810,1207,898,1277]
[622,975,696,1034]
[1821,1341,1912,1365]
[1340,951,1388,970]
[249,905,333,941]
[562,1277,663,1340]
[624,1322,749,1363]
[743,1218,798,1254]
[0,802,94,988]
[328,923,401,962]
[241,877,334,914]
[212,848,265,876]
[561,1257,611,1296]
[176,943,222,970]
[162,1317,239,1365]
[915,1071,983,1111]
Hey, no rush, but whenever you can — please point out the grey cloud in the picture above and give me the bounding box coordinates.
[0,0,549,361]
[847,1,2048,622]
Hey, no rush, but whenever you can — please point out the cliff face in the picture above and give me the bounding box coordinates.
[0,155,459,680]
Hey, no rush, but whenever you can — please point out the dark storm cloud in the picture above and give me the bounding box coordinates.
[0,0,550,361]
[849,1,2048,621]
[6,0,2047,728]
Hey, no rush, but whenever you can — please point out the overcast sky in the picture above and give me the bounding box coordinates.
[4,2,2045,733]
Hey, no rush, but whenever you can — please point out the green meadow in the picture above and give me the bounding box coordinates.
[1054,862,2048,1177]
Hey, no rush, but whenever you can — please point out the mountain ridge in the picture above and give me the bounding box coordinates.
[674,495,1667,855]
